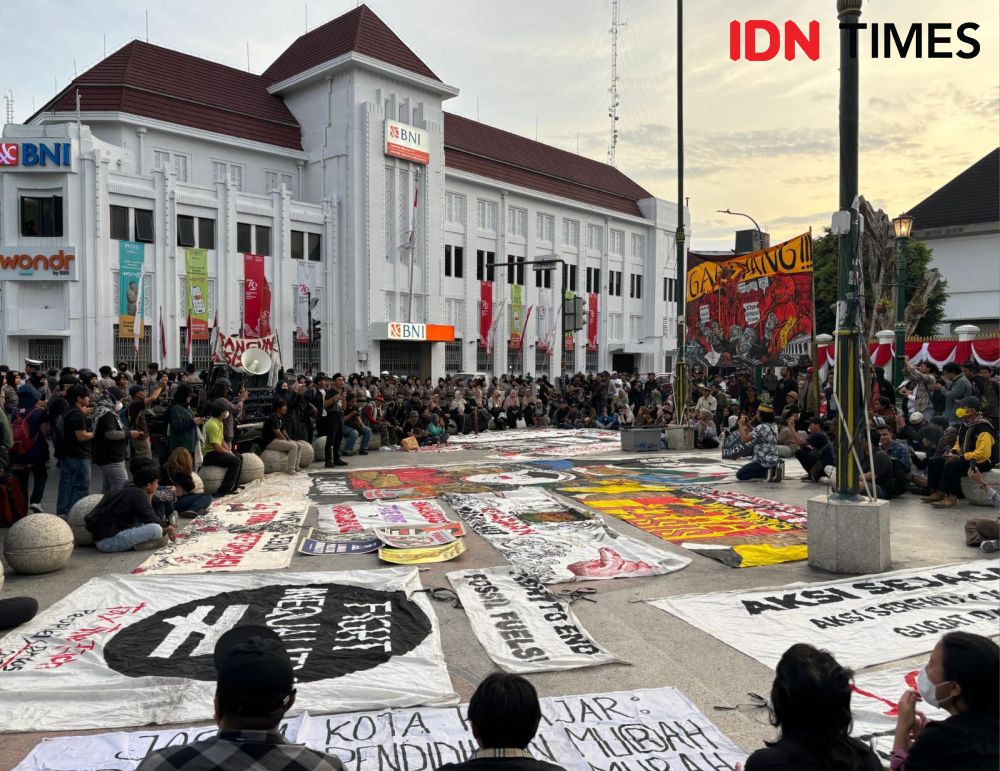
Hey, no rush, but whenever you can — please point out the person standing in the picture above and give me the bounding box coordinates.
[93,387,140,494]
[937,362,972,426]
[323,373,347,468]
[56,385,95,517]
[167,384,203,456]
[10,384,50,513]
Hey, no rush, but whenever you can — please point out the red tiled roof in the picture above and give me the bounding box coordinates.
[30,41,302,150]
[263,4,440,86]
[444,113,651,218]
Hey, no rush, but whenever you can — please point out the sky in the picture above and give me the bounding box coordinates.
[6,0,998,250]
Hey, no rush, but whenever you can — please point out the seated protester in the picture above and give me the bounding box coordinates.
[363,394,397,448]
[487,390,507,429]
[964,466,1000,553]
[891,632,999,771]
[426,411,449,444]
[924,396,997,509]
[900,411,928,449]
[692,410,719,449]
[438,672,565,771]
[161,448,212,517]
[860,428,895,499]
[735,406,780,481]
[261,399,302,472]
[449,389,473,435]
[85,461,176,552]
[520,388,537,426]
[137,625,345,771]
[201,401,243,497]
[740,644,881,771]
[402,410,432,446]
[775,413,801,458]
[502,388,523,430]
[340,393,372,456]
[596,405,619,430]
[879,424,913,476]
[796,417,835,481]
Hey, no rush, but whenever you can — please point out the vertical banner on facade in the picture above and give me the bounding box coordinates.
[184,248,209,340]
[685,233,813,368]
[243,253,271,339]
[587,292,598,351]
[479,281,493,349]
[295,262,317,343]
[118,241,144,338]
[509,285,524,350]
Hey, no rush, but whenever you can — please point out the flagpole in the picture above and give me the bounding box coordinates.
[673,0,688,424]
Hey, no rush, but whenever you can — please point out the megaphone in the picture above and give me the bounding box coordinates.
[240,348,273,376]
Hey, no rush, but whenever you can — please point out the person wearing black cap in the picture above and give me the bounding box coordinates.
[924,396,997,509]
[137,625,344,770]
[86,459,175,552]
[93,386,142,493]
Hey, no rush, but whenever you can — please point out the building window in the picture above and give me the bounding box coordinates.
[561,264,577,292]
[293,336,321,375]
[198,218,216,250]
[445,192,466,226]
[290,230,321,261]
[114,323,152,365]
[536,213,554,243]
[236,224,272,255]
[476,199,498,233]
[586,347,599,373]
[609,270,622,297]
[444,245,452,277]
[445,339,463,373]
[179,328,212,372]
[476,347,494,373]
[20,195,63,237]
[237,223,252,253]
[28,338,64,370]
[631,233,646,261]
[610,229,624,256]
[507,346,523,375]
[507,206,527,238]
[255,225,271,257]
[507,255,524,286]
[630,273,642,299]
[663,277,678,302]
[563,219,580,248]
[444,245,465,278]
[587,224,603,251]
[609,314,623,340]
[534,264,552,288]
[110,205,129,240]
[134,209,154,243]
[586,267,601,293]
[476,250,496,282]
[177,215,196,247]
[535,347,549,376]
[291,230,304,260]
[630,315,642,339]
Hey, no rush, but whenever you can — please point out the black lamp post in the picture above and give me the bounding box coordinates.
[892,212,914,401]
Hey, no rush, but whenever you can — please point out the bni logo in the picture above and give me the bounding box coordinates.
[390,125,400,139]
[0,143,19,165]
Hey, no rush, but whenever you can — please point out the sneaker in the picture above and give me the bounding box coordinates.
[358,450,369,456]
[134,535,170,551]
[921,492,944,503]
[324,461,337,468]
[981,540,999,553]
[179,510,199,519]
[29,503,43,513]
[334,460,348,467]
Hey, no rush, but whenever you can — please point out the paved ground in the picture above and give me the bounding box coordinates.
[0,441,994,768]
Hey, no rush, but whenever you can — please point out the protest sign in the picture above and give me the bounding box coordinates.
[377,521,467,539]
[132,501,307,575]
[0,568,456,732]
[317,499,453,533]
[449,567,621,673]
[649,560,1000,669]
[445,488,690,583]
[298,528,381,555]
[308,473,357,501]
[16,687,746,771]
[375,527,456,549]
[379,538,467,565]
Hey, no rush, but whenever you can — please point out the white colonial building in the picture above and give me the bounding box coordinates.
[0,5,685,377]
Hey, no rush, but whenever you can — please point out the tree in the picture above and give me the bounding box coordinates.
[812,197,948,338]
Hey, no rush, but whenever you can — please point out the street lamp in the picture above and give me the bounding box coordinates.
[892,212,914,400]
[716,208,763,235]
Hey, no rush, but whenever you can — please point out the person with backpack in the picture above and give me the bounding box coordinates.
[85,460,176,552]
[924,396,997,509]
[10,384,50,513]
[55,384,95,518]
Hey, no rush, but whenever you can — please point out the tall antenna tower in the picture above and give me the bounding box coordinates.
[607,0,624,166]
[4,91,14,125]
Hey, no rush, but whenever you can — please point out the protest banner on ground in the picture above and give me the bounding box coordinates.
[379,538,467,564]
[445,488,690,583]
[377,521,467,538]
[317,499,453,533]
[16,687,746,771]
[308,473,357,501]
[348,463,576,500]
[649,560,1000,669]
[559,485,807,567]
[0,568,456,732]
[298,528,381,555]
[375,527,456,549]
[448,567,622,673]
[133,501,307,575]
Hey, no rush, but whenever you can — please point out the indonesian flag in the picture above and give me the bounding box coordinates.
[132,274,143,355]
[210,311,220,362]
[159,308,167,359]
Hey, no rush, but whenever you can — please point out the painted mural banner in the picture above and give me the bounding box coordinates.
[649,560,1000,670]
[298,528,381,555]
[317,499,454,533]
[448,567,622,673]
[379,538,467,565]
[0,568,457,732]
[132,501,308,575]
[444,488,691,584]
[184,248,209,339]
[118,240,144,338]
[347,463,578,500]
[15,687,746,771]
[686,232,813,368]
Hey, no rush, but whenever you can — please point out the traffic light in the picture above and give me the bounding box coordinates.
[311,318,322,342]
[562,295,586,332]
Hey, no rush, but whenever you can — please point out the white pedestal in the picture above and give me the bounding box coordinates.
[663,426,695,451]
[808,495,891,574]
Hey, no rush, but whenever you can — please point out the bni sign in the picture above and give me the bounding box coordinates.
[385,120,429,165]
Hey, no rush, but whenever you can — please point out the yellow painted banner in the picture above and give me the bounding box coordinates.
[378,538,467,564]
[686,232,812,303]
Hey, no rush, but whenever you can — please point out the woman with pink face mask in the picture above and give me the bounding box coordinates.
[891,631,999,770]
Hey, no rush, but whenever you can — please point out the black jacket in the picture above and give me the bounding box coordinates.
[85,483,160,542]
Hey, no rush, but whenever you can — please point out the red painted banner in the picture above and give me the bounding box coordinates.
[588,292,598,351]
[479,281,493,349]
[242,253,271,338]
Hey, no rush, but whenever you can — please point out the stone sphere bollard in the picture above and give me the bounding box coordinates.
[239,453,265,485]
[4,513,75,574]
[260,448,289,474]
[67,494,104,546]
[296,440,315,467]
[200,464,227,495]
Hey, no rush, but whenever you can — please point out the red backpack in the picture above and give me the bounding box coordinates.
[10,406,42,457]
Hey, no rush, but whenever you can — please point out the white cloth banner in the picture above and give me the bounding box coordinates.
[448,567,622,673]
[133,501,307,575]
[0,568,456,732]
[649,560,1000,670]
[317,499,453,534]
[850,665,950,762]
[445,488,690,584]
[295,262,317,343]
[15,687,746,771]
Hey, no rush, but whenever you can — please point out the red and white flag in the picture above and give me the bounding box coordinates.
[159,307,167,359]
[132,275,143,355]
